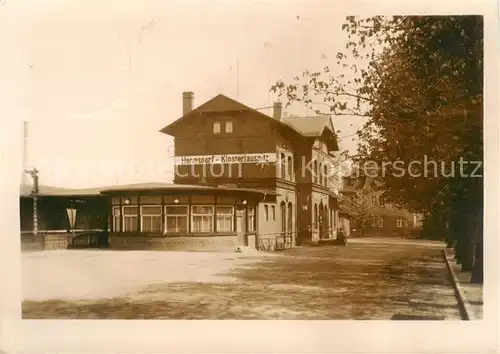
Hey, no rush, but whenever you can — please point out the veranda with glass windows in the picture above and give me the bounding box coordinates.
[101,184,271,240]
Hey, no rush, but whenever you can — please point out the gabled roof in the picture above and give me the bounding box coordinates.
[159,94,340,151]
[282,116,332,136]
[282,115,339,151]
[338,194,356,217]
[160,94,301,138]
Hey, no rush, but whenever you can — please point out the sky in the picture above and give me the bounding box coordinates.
[2,0,372,188]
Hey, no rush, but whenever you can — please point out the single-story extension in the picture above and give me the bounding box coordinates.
[20,182,278,252]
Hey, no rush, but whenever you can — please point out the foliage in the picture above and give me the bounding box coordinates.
[418,208,449,241]
[350,187,376,237]
[271,16,483,214]
[271,15,483,280]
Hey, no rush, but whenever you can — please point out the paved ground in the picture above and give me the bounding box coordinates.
[22,238,462,319]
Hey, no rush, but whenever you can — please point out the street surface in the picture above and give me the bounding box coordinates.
[22,238,461,319]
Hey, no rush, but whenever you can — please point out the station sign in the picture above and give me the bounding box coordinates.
[174,153,277,166]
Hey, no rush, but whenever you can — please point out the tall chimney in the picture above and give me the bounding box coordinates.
[273,102,282,120]
[182,91,194,115]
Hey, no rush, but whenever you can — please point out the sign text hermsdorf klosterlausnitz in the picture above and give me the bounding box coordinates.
[174,153,277,165]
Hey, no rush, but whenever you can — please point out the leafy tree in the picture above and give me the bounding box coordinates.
[351,188,374,238]
[271,16,483,282]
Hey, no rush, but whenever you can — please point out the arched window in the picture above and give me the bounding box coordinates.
[287,202,293,234]
[287,156,293,180]
[280,201,286,233]
[280,153,286,179]
[313,160,318,184]
[314,203,318,229]
[318,163,323,185]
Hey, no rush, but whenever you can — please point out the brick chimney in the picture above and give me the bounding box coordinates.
[273,102,282,120]
[182,91,194,115]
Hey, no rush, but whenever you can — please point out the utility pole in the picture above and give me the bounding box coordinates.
[25,168,39,236]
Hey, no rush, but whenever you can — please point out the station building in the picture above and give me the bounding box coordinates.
[20,92,344,252]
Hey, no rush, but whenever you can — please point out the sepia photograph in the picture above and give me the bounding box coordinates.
[1,0,498,352]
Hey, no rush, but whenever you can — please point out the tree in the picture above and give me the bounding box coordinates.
[351,188,373,238]
[271,16,483,282]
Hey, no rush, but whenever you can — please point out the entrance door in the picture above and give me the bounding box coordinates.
[236,209,245,246]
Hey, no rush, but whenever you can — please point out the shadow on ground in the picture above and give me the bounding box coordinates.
[22,241,461,319]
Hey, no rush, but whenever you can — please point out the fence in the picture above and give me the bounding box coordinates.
[257,232,296,252]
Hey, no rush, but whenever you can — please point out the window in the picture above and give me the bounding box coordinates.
[323,164,329,186]
[213,121,221,134]
[396,216,405,228]
[314,203,318,229]
[225,120,233,133]
[216,206,234,232]
[264,205,269,221]
[280,153,286,179]
[191,205,214,232]
[313,160,318,184]
[271,205,276,221]
[280,202,286,233]
[287,156,293,180]
[287,202,293,235]
[247,206,256,232]
[371,196,378,206]
[112,206,120,232]
[141,206,162,232]
[122,206,138,232]
[165,205,188,233]
[371,216,384,228]
[379,195,385,207]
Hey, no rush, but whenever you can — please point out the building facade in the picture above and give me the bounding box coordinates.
[20,92,343,252]
[160,92,341,249]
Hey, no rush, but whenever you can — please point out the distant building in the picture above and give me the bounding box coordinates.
[339,175,422,237]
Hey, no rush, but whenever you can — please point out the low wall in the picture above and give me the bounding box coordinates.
[109,235,238,252]
[21,233,70,251]
[21,232,108,251]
